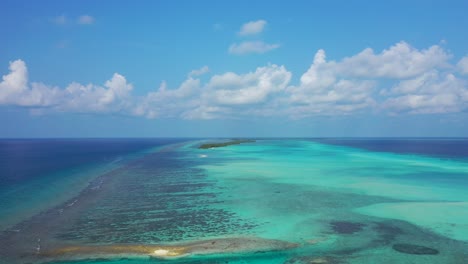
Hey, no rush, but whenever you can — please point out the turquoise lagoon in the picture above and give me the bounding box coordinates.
[0,139,467,263]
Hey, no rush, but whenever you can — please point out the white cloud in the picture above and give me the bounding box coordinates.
[55,73,133,113]
[0,60,133,112]
[207,64,291,105]
[179,64,291,119]
[383,71,468,114]
[0,60,29,104]
[1,41,467,119]
[188,66,210,77]
[238,20,267,36]
[299,49,336,89]
[458,56,468,75]
[77,15,95,25]
[338,41,450,78]
[0,61,62,107]
[284,42,463,117]
[133,78,201,119]
[385,70,438,95]
[384,94,459,114]
[285,49,376,117]
[229,41,280,55]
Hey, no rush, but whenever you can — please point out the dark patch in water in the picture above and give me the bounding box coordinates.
[392,243,439,255]
[330,221,365,234]
[372,222,404,244]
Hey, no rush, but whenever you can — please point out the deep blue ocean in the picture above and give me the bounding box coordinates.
[0,138,185,186]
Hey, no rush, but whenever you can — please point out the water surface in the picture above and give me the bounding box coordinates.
[0,139,467,263]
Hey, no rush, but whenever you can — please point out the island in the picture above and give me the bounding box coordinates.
[198,139,256,149]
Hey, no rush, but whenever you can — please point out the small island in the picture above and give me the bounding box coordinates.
[198,139,256,149]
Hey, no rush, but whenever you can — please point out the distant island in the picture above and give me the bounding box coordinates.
[198,139,255,149]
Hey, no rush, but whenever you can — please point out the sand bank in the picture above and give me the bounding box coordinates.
[40,237,298,262]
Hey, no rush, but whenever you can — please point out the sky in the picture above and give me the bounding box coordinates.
[1,0,468,137]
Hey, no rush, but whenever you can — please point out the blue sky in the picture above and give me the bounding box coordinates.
[1,0,468,137]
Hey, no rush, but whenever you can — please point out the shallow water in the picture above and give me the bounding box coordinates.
[0,139,467,263]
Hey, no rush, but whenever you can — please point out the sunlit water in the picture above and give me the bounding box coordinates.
[0,139,467,263]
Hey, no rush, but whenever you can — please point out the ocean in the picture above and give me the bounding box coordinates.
[0,139,467,263]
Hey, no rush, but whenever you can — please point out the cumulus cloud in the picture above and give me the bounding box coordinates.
[132,64,291,120]
[182,65,290,119]
[207,64,291,105]
[287,50,376,117]
[58,73,133,113]
[1,41,467,119]
[229,41,280,55]
[0,60,133,113]
[337,41,450,78]
[133,78,202,119]
[0,60,56,107]
[383,71,468,114]
[0,60,28,97]
[188,66,210,77]
[238,20,267,36]
[283,41,465,117]
[77,15,95,25]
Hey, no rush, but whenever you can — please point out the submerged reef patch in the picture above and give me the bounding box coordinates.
[392,243,439,255]
[330,221,366,235]
[371,221,404,245]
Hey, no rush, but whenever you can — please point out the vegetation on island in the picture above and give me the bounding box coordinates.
[198,139,256,149]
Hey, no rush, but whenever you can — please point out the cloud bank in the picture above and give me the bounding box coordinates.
[1,42,467,119]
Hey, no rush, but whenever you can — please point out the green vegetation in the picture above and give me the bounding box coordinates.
[198,139,255,149]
